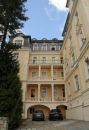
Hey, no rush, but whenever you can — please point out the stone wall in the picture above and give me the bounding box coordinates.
[0,117,8,130]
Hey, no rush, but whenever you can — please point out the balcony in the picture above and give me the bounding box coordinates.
[28,76,64,82]
[26,84,65,103]
[25,97,66,102]
[29,60,63,66]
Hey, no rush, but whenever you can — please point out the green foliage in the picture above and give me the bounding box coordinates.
[0,0,28,48]
[0,45,23,130]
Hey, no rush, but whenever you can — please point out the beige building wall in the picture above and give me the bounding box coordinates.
[62,0,89,121]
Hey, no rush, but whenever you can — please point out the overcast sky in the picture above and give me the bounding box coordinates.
[22,0,68,40]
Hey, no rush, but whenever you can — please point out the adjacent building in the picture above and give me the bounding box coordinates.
[11,33,67,119]
[62,0,89,121]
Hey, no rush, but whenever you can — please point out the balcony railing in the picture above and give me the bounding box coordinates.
[28,76,64,81]
[29,60,63,65]
[26,97,66,102]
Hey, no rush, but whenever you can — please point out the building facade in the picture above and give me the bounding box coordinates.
[62,0,89,121]
[11,0,89,121]
[11,33,67,119]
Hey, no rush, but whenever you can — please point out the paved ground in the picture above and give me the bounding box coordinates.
[17,119,89,130]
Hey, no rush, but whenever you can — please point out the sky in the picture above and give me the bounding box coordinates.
[22,0,68,40]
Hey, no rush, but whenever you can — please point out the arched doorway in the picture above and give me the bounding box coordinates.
[27,105,50,119]
[56,105,67,119]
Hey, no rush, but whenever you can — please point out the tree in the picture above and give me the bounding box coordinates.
[0,44,23,130]
[0,0,28,49]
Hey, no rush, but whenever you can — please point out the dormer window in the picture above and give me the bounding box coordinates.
[51,46,56,51]
[33,45,38,51]
[42,45,47,51]
[15,40,22,46]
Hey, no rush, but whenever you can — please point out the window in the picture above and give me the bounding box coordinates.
[75,12,79,26]
[72,52,75,65]
[33,45,38,51]
[87,64,89,77]
[33,57,37,64]
[31,89,35,97]
[42,72,46,78]
[52,57,56,64]
[75,75,80,91]
[32,72,36,79]
[51,46,56,51]
[53,71,56,80]
[61,71,64,79]
[54,88,57,97]
[79,29,86,48]
[15,40,22,46]
[42,57,46,64]
[41,88,46,97]
[42,45,47,51]
[60,57,63,64]
[62,88,65,97]
[68,82,71,96]
[85,60,89,79]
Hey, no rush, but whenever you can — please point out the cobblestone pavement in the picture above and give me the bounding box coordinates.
[17,119,89,130]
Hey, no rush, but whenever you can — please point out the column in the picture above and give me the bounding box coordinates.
[51,65,53,80]
[38,84,40,101]
[39,65,41,80]
[52,84,54,101]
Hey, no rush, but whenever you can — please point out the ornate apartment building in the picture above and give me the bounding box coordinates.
[3,0,89,121]
[62,0,89,121]
[11,33,67,119]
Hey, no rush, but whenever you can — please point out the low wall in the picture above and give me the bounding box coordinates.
[66,106,83,120]
[0,117,8,130]
[66,89,89,121]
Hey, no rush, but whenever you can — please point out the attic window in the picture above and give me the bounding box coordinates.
[51,46,56,51]
[15,40,22,46]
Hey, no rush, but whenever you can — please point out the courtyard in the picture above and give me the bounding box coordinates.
[17,119,89,130]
